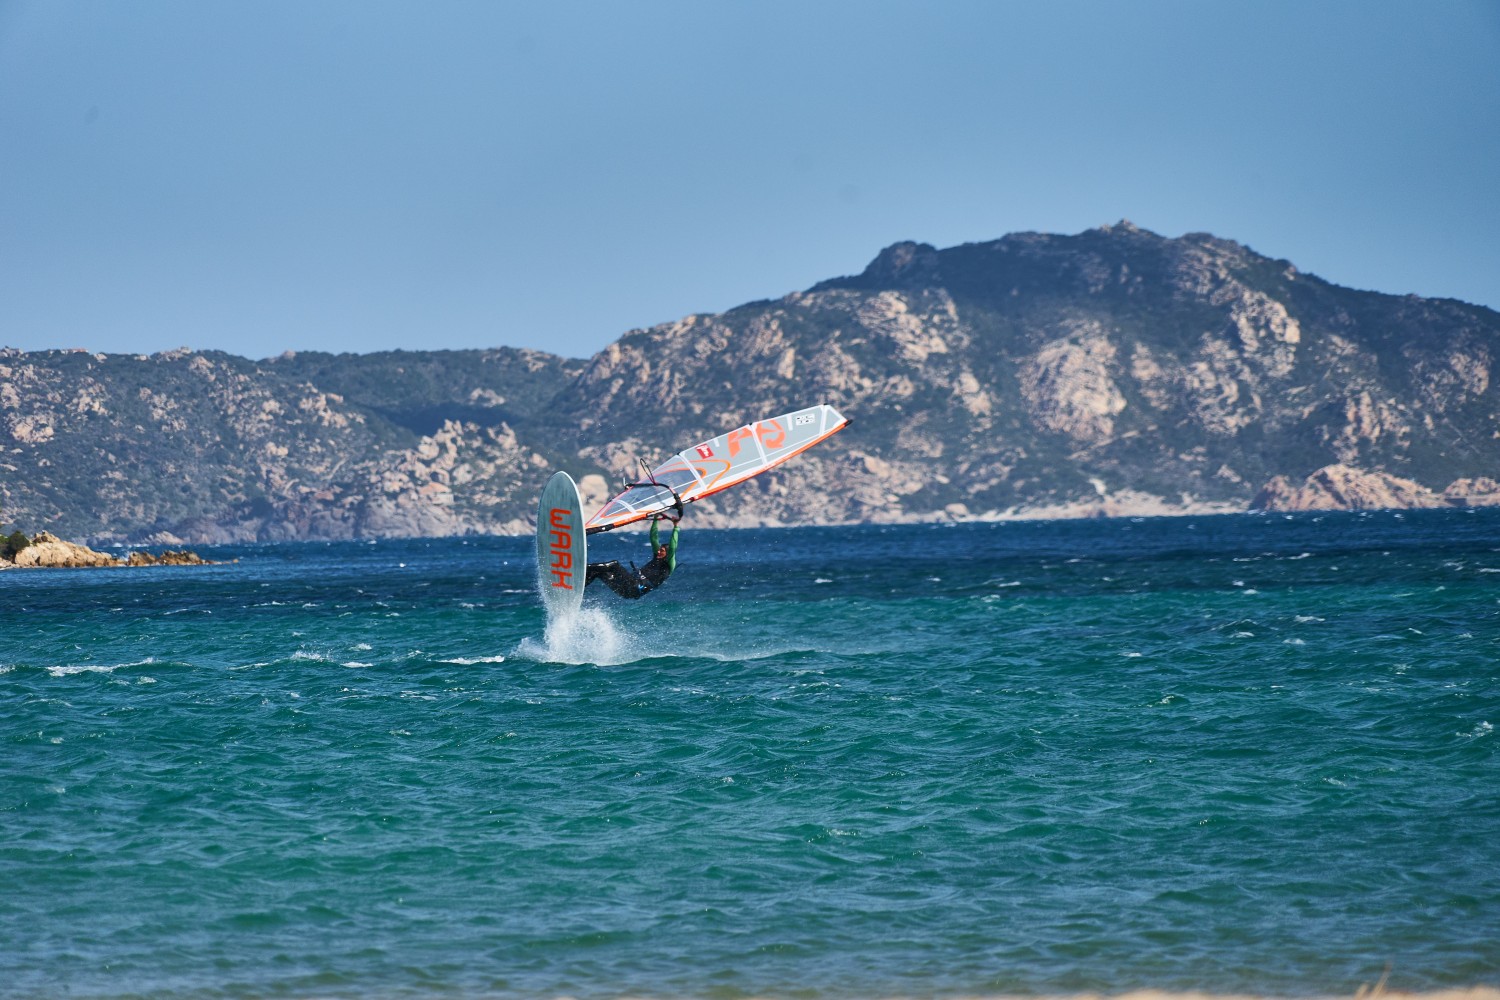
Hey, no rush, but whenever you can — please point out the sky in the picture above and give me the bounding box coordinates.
[2,1,1498,362]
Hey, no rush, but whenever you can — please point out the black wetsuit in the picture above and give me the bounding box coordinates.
[586,519,679,600]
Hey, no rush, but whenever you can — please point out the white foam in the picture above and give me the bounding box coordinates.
[518,606,645,666]
[45,659,157,678]
[439,655,507,665]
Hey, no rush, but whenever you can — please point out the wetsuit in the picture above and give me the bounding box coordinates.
[586,518,679,599]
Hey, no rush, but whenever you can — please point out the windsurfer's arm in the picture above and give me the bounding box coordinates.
[648,516,680,572]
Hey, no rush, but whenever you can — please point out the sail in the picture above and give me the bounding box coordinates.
[584,403,849,533]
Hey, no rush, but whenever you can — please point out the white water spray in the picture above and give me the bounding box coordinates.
[519,604,645,665]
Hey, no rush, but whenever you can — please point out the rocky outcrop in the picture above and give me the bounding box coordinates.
[1442,477,1500,507]
[125,549,211,566]
[2,531,214,568]
[1018,323,1126,444]
[1252,467,1500,513]
[9,532,122,567]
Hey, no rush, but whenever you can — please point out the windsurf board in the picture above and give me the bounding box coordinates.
[536,471,587,618]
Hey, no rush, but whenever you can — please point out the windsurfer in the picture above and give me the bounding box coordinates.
[585,515,680,600]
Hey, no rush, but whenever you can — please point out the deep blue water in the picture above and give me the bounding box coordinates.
[3,509,1499,999]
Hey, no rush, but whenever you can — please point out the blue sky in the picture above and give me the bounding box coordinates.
[2,1,1497,361]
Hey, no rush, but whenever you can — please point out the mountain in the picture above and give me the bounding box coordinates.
[3,223,1498,544]
[0,346,584,542]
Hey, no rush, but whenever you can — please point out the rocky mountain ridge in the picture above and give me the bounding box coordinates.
[3,222,1497,544]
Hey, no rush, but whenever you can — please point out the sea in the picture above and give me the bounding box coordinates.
[3,509,1498,1000]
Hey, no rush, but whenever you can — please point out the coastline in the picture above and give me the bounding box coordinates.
[57,987,1483,999]
[23,488,1500,549]
[918,991,1500,1000]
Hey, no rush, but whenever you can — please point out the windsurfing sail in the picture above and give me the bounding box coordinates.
[584,403,849,533]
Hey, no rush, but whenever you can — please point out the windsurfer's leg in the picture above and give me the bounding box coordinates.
[590,562,644,600]
[585,561,619,586]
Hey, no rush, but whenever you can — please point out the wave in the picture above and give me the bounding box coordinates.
[41,659,163,678]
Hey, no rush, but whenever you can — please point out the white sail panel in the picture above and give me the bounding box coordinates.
[584,403,849,533]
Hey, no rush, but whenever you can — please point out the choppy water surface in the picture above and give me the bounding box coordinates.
[3,510,1498,999]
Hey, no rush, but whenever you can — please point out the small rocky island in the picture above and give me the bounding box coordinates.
[1,531,214,569]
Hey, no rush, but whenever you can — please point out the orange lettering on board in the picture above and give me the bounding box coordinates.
[547,507,574,589]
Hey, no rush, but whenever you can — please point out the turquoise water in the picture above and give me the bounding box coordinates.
[3,510,1498,999]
